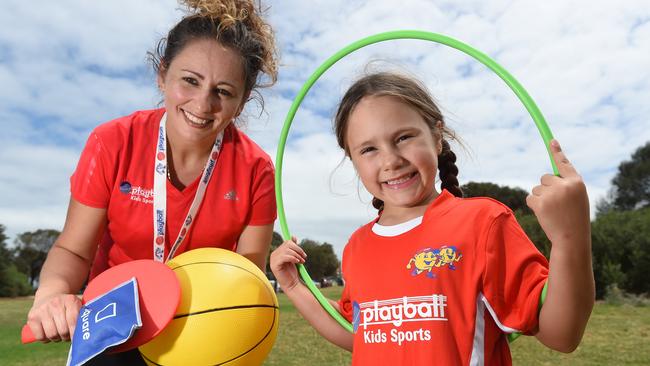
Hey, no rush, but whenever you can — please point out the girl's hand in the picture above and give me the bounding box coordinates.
[270,237,307,292]
[26,293,82,342]
[526,139,590,245]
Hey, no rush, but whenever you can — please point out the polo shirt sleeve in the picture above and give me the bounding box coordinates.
[70,131,114,208]
[481,211,549,334]
[247,160,277,225]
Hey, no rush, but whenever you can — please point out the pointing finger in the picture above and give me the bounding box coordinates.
[550,139,578,178]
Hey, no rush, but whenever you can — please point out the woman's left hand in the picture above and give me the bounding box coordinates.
[526,139,590,245]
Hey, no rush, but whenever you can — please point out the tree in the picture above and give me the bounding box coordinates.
[0,224,32,297]
[461,181,531,214]
[300,239,339,282]
[13,229,60,287]
[591,207,650,298]
[0,224,12,295]
[610,141,650,211]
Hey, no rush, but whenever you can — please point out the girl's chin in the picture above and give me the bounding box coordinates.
[383,191,438,209]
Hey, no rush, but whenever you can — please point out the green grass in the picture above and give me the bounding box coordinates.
[2,288,649,365]
[0,297,69,366]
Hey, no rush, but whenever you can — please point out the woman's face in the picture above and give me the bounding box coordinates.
[346,95,442,212]
[158,38,247,144]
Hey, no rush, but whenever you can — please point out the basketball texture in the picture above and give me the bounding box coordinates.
[139,248,279,365]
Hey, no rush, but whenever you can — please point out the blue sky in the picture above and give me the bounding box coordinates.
[1,0,649,257]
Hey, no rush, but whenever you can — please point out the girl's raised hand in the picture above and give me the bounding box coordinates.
[526,139,590,245]
[270,237,307,292]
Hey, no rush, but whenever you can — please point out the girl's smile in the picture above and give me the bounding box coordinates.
[383,171,419,189]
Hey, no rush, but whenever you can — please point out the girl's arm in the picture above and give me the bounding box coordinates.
[270,239,353,351]
[27,198,107,342]
[236,223,274,271]
[526,139,594,352]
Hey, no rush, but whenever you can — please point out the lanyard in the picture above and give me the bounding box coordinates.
[152,113,223,262]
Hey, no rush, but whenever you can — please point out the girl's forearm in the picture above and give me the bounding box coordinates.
[283,282,353,351]
[535,236,594,352]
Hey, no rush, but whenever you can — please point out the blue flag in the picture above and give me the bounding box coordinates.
[66,277,142,366]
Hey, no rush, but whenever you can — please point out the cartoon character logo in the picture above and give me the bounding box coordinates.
[406,245,462,278]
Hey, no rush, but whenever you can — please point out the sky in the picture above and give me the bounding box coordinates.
[0,0,648,258]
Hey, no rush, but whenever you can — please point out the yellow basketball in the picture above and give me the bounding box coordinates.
[139,248,279,366]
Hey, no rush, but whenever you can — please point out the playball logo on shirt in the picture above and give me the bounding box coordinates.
[352,294,448,346]
[119,181,154,204]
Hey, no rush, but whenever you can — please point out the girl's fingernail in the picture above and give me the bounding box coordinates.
[551,139,560,149]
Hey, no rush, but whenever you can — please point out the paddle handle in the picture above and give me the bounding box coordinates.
[21,324,36,344]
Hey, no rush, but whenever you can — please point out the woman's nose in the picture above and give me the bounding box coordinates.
[196,89,220,114]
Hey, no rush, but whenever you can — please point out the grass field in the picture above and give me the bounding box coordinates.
[2,287,649,365]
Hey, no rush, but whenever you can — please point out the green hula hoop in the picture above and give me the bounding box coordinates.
[274,30,556,341]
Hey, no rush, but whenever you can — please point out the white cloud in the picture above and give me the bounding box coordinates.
[1,0,649,257]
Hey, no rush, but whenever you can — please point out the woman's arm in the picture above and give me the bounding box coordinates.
[526,140,594,352]
[270,239,353,351]
[26,198,107,342]
[236,223,274,271]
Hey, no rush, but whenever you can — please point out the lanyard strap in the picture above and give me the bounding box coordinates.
[152,113,223,262]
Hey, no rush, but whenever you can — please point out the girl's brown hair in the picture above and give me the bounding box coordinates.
[149,0,278,112]
[334,72,462,211]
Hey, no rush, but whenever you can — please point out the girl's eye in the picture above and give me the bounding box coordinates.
[397,134,412,143]
[360,146,376,155]
[182,77,198,86]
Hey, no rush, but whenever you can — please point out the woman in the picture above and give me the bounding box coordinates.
[25,0,278,363]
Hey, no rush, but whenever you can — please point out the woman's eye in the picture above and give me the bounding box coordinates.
[182,77,198,86]
[216,88,233,97]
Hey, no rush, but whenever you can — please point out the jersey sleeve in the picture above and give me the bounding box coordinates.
[70,131,115,208]
[246,160,277,225]
[337,245,354,323]
[338,283,354,323]
[481,211,549,334]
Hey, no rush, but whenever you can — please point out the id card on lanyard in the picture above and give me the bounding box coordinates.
[152,113,223,262]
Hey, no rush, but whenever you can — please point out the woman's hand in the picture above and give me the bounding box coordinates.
[24,198,105,343]
[270,237,306,292]
[526,139,590,245]
[26,293,82,342]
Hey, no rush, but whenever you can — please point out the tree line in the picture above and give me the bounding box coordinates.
[1,141,648,299]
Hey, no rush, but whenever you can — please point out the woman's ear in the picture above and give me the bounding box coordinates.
[235,90,252,118]
[157,67,167,93]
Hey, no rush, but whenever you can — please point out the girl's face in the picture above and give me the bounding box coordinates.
[158,38,247,144]
[346,95,442,213]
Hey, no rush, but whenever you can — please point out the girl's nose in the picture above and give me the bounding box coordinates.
[381,149,405,170]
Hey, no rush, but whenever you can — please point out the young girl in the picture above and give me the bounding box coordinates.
[270,72,594,365]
